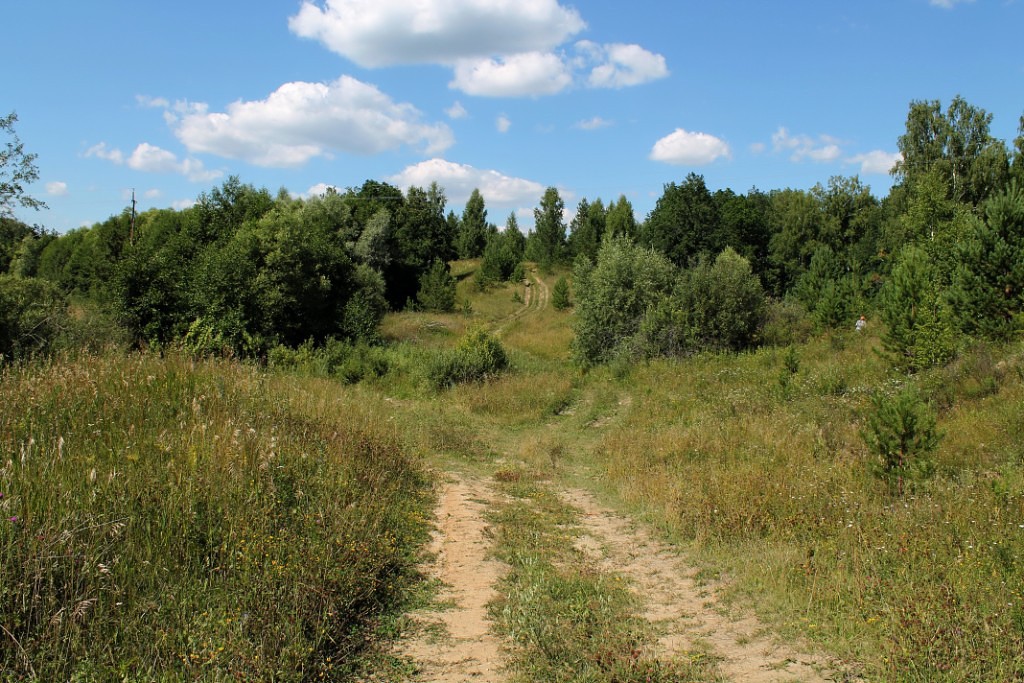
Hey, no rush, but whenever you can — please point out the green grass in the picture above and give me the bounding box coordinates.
[593,334,1024,682]
[5,267,1024,682]
[0,352,432,681]
[487,473,720,683]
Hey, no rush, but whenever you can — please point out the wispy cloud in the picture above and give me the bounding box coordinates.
[771,127,843,163]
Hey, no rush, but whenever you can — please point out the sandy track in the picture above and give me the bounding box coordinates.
[397,477,508,682]
[561,487,844,683]
[493,269,545,337]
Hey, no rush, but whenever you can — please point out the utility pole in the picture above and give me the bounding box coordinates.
[130,189,137,244]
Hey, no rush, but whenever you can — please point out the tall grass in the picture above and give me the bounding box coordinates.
[0,352,431,680]
[595,334,1024,681]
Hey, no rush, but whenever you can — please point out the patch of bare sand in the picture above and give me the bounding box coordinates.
[398,476,508,682]
[562,488,853,683]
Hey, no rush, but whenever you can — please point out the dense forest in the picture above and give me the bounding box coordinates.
[2,95,1024,368]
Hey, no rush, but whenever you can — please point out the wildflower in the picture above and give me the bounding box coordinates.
[8,516,17,522]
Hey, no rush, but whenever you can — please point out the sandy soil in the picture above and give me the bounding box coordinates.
[561,487,845,683]
[396,476,508,682]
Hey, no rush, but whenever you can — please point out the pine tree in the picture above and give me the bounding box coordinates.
[458,188,488,259]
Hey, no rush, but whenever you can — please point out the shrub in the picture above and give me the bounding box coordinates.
[416,259,457,312]
[635,248,766,357]
[759,297,814,347]
[0,274,67,362]
[879,245,958,372]
[571,237,676,366]
[862,385,941,494]
[428,327,509,389]
[551,275,571,310]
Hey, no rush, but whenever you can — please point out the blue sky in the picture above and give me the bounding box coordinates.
[6,0,1023,233]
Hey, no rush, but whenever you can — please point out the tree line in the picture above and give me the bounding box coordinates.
[2,95,1023,368]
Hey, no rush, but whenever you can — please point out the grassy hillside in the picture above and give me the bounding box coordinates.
[0,353,431,680]
[3,260,1023,681]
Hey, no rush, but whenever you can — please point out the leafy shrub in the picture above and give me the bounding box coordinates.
[0,274,67,362]
[571,237,676,366]
[862,385,941,494]
[759,297,814,347]
[635,248,766,357]
[268,338,390,384]
[428,327,509,389]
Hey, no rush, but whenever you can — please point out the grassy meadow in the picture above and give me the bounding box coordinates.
[0,353,432,681]
[2,262,1023,681]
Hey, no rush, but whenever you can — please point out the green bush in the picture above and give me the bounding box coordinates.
[416,259,457,312]
[862,385,941,494]
[880,245,958,372]
[635,247,766,357]
[571,237,676,366]
[759,297,814,347]
[428,327,509,389]
[0,274,67,362]
[551,275,571,310]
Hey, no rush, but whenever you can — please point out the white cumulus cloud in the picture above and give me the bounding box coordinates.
[173,76,454,166]
[452,52,573,97]
[288,0,585,67]
[389,158,544,207]
[848,150,902,175]
[305,183,341,198]
[496,115,512,133]
[650,129,731,166]
[45,181,68,197]
[85,142,124,164]
[288,0,666,98]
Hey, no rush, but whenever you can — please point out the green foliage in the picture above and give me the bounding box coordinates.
[949,182,1024,340]
[642,173,720,267]
[0,353,430,681]
[637,248,766,357]
[571,237,676,366]
[416,259,457,312]
[427,327,509,389]
[1,112,47,219]
[795,246,855,330]
[479,228,524,282]
[0,274,66,361]
[567,197,603,262]
[759,297,814,347]
[551,275,571,310]
[457,188,488,258]
[893,95,1010,207]
[527,187,566,269]
[603,195,637,241]
[880,246,958,372]
[268,338,391,384]
[862,386,940,494]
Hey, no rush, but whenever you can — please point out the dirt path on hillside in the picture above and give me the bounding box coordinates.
[493,268,546,337]
[561,488,847,683]
[396,476,508,682]
[395,472,850,683]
